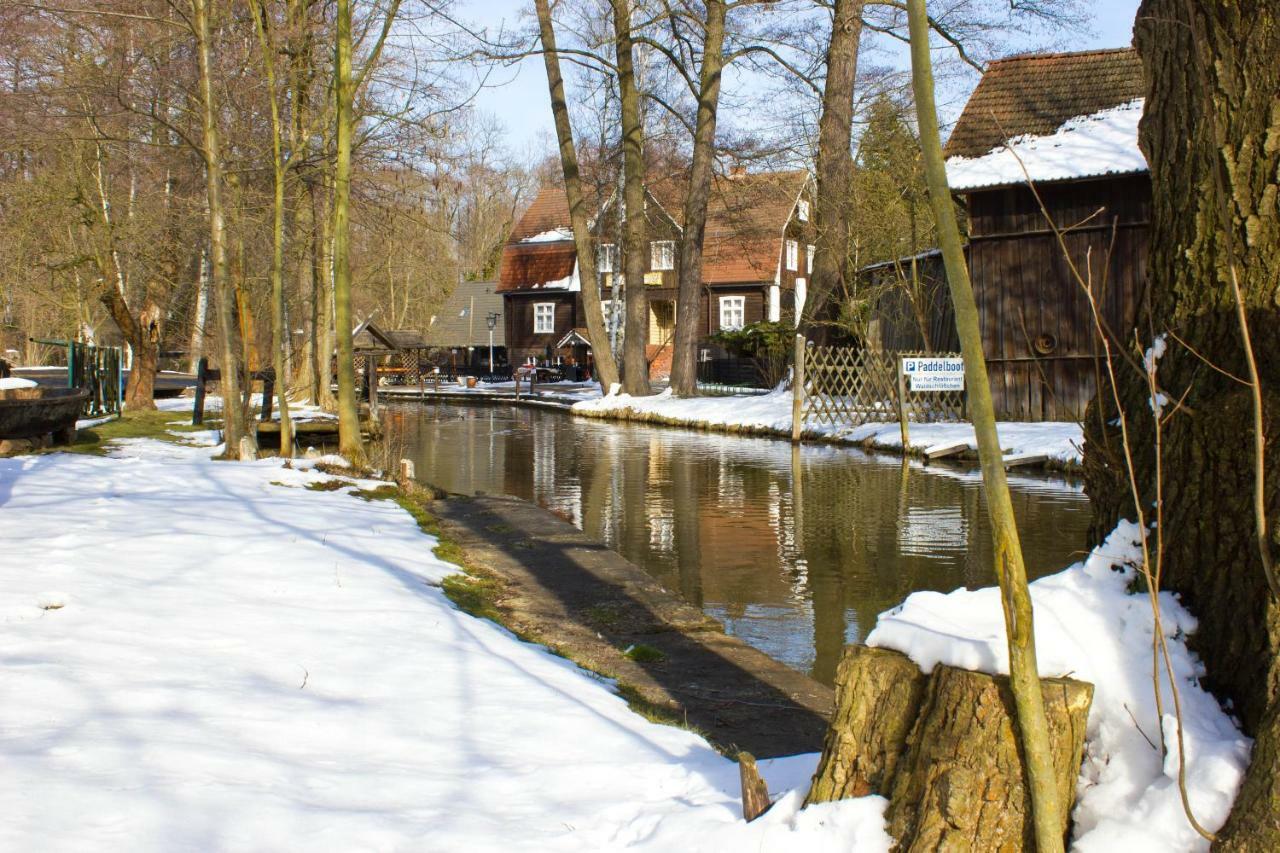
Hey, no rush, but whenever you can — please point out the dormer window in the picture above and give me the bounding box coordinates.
[650,240,675,271]
[598,243,617,273]
[797,199,810,221]
[785,239,799,272]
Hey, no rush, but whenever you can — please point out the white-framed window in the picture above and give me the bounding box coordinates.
[807,244,816,272]
[719,296,746,331]
[768,283,781,323]
[533,302,556,334]
[650,240,675,271]
[785,239,799,271]
[797,199,810,221]
[598,243,617,273]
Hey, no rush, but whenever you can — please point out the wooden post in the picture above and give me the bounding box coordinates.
[896,354,910,449]
[790,333,805,442]
[397,458,415,488]
[365,359,379,417]
[193,356,208,426]
[738,752,772,821]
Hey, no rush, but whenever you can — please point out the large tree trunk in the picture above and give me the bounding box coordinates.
[192,0,251,458]
[533,0,620,393]
[807,646,1092,850]
[250,0,293,457]
[612,0,651,396]
[1084,4,1280,848]
[668,0,727,397]
[332,0,364,464]
[803,0,863,335]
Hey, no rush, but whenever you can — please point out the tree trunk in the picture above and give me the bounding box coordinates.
[803,0,863,334]
[612,0,651,396]
[808,646,1092,850]
[533,0,620,393]
[249,0,293,456]
[885,664,1092,851]
[905,3,1064,848]
[668,0,727,397]
[1083,4,1280,848]
[192,0,251,458]
[332,0,364,464]
[806,646,927,804]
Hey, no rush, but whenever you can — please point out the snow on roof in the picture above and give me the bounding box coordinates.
[520,227,573,243]
[945,99,1147,191]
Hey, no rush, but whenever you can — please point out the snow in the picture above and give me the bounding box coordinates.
[572,387,1085,466]
[0,402,1248,850]
[0,430,892,851]
[946,99,1147,191]
[0,377,38,390]
[867,521,1251,851]
[520,227,574,243]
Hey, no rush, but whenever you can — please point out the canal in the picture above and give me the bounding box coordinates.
[384,401,1092,686]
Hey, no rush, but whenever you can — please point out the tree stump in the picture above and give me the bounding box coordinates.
[885,664,1093,851]
[806,646,928,805]
[805,645,1093,851]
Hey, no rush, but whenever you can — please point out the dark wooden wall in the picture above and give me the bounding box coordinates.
[504,293,581,363]
[965,173,1149,421]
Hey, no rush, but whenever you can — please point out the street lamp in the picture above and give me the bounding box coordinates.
[486,312,500,375]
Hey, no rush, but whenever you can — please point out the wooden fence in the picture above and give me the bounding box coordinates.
[801,346,965,429]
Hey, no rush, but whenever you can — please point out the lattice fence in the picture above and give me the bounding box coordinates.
[801,346,966,428]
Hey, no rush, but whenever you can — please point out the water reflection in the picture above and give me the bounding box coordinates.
[385,402,1091,685]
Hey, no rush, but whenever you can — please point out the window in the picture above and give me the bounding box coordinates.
[807,244,815,272]
[650,240,675,271]
[719,296,745,331]
[598,243,617,273]
[785,239,799,271]
[797,199,810,221]
[533,302,555,334]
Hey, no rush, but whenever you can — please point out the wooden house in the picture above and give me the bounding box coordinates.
[424,279,507,374]
[497,168,815,380]
[864,48,1148,421]
[943,47,1149,421]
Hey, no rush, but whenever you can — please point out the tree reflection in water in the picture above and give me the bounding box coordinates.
[383,402,1090,686]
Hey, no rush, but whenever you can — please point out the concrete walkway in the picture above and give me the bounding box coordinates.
[430,493,834,758]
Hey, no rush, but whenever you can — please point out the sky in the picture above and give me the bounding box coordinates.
[454,0,1144,157]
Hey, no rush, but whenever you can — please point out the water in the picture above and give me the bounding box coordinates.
[383,402,1092,685]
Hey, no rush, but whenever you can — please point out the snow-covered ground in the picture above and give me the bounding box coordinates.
[573,387,1085,467]
[0,429,890,852]
[0,418,1246,850]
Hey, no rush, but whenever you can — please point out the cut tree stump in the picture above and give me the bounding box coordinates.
[885,664,1093,851]
[806,646,928,805]
[805,646,1093,851]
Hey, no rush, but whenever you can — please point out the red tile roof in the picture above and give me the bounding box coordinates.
[498,169,810,292]
[703,170,809,284]
[497,242,577,294]
[944,48,1144,159]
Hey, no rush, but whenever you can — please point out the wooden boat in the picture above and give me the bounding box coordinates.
[0,387,90,441]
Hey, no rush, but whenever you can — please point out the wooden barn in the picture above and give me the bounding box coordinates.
[942,47,1149,421]
[866,48,1149,422]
